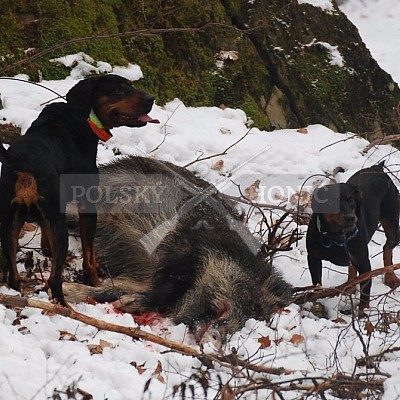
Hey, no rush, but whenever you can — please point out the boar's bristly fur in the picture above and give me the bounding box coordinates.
[64,156,292,338]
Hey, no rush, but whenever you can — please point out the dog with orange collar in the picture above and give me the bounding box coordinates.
[0,74,159,305]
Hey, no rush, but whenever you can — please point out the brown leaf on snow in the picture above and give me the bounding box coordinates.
[244,179,261,201]
[257,335,272,349]
[274,193,287,201]
[289,191,312,208]
[297,127,308,134]
[131,361,147,375]
[59,331,77,341]
[211,159,224,171]
[88,344,104,355]
[290,334,305,345]
[19,223,37,238]
[88,339,114,355]
[24,223,37,232]
[332,317,347,324]
[152,361,165,384]
[18,326,31,335]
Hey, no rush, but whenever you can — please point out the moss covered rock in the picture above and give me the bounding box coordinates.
[0,0,398,138]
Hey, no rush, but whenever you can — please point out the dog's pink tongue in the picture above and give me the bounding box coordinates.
[138,115,160,124]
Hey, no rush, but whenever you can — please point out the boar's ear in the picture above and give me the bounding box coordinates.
[66,76,101,119]
[214,298,233,321]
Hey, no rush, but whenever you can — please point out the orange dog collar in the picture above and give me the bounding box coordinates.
[88,111,112,142]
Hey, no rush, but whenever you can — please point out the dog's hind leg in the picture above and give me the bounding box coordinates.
[380,195,400,288]
[45,214,69,305]
[39,225,53,258]
[0,204,27,290]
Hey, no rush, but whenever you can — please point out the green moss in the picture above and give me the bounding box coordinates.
[241,94,271,130]
[288,43,352,129]
[0,0,125,80]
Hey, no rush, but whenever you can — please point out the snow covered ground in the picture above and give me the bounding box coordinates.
[0,0,400,399]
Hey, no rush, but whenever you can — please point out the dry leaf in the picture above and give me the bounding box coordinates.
[274,193,287,201]
[290,334,305,345]
[131,361,147,375]
[219,50,239,61]
[297,127,308,134]
[289,191,312,207]
[88,344,104,355]
[152,361,163,376]
[211,160,224,171]
[24,223,37,232]
[59,331,77,341]
[245,179,261,201]
[152,361,165,383]
[257,335,272,349]
[332,317,347,324]
[99,339,114,349]
[87,340,113,355]
[19,223,37,238]
[365,321,375,336]
[18,326,30,335]
[219,127,231,135]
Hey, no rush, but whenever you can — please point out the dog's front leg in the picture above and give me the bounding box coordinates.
[307,255,323,286]
[78,209,100,287]
[349,247,372,315]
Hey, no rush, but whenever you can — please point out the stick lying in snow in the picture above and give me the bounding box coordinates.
[291,263,400,305]
[0,293,291,376]
[362,134,400,154]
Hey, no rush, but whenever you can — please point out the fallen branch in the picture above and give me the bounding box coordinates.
[232,373,385,398]
[291,263,400,305]
[0,293,291,376]
[362,134,400,154]
[183,128,253,168]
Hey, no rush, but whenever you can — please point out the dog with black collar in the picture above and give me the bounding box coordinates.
[306,162,400,314]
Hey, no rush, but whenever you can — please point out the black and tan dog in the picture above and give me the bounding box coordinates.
[306,162,400,314]
[0,74,159,305]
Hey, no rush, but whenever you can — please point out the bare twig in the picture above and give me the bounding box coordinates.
[183,128,253,168]
[0,293,292,376]
[149,102,182,153]
[362,134,400,154]
[291,263,400,305]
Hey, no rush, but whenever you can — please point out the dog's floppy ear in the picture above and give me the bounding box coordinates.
[66,76,101,119]
[348,183,362,215]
